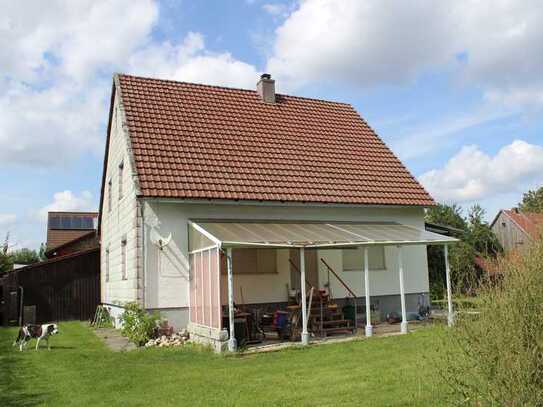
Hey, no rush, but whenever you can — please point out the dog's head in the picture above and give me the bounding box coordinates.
[47,324,59,335]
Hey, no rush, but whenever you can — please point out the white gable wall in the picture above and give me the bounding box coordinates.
[142,201,429,309]
[100,89,142,307]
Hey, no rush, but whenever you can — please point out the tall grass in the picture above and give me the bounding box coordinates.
[440,239,543,405]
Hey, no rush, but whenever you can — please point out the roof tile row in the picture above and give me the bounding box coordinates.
[116,74,435,206]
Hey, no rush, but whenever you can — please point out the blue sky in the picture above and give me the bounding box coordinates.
[1,0,543,249]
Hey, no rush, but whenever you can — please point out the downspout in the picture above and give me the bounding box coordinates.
[18,285,24,326]
[140,200,146,309]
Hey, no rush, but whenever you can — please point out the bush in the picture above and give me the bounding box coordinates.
[119,302,161,346]
[440,239,543,405]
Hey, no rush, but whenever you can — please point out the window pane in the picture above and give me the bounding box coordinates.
[81,217,93,229]
[71,217,82,229]
[231,249,277,274]
[342,246,385,271]
[61,216,72,229]
[49,216,61,229]
[368,246,386,270]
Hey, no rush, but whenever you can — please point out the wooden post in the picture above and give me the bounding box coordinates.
[364,247,372,337]
[226,248,237,351]
[300,247,309,345]
[444,245,454,327]
[398,246,408,334]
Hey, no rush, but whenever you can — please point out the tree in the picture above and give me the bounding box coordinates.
[10,248,41,265]
[518,185,543,213]
[38,243,47,261]
[425,203,501,297]
[466,204,502,257]
[0,233,13,274]
[426,203,467,231]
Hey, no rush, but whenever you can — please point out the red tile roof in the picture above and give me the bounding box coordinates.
[503,210,543,240]
[115,74,435,206]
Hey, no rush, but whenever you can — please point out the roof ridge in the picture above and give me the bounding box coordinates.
[116,72,353,107]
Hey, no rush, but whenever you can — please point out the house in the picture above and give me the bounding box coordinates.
[46,211,99,258]
[491,208,543,252]
[98,73,457,351]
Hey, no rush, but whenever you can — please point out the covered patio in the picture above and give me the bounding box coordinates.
[188,221,458,352]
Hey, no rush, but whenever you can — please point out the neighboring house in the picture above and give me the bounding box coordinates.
[0,211,100,326]
[491,208,543,253]
[46,211,99,258]
[98,73,456,351]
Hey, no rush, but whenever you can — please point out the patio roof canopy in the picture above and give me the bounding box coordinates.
[189,220,458,251]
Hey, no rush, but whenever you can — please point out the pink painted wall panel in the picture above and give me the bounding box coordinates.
[189,254,196,323]
[210,248,220,329]
[189,247,221,329]
[202,250,210,327]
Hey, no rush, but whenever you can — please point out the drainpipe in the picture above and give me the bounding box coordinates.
[398,245,408,334]
[139,200,146,309]
[364,247,373,337]
[300,247,309,345]
[18,285,24,326]
[444,245,454,326]
[226,248,237,352]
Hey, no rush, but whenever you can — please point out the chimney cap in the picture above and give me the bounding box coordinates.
[260,73,272,80]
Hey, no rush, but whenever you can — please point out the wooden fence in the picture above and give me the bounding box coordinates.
[0,248,100,326]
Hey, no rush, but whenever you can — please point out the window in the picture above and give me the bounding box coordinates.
[105,247,110,282]
[48,214,96,230]
[227,249,277,274]
[108,178,112,212]
[49,216,61,229]
[121,237,127,280]
[342,246,386,271]
[118,161,124,200]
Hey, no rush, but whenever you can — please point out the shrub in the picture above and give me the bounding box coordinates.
[119,302,161,346]
[439,239,543,405]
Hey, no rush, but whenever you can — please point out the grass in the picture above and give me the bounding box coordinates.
[1,322,455,406]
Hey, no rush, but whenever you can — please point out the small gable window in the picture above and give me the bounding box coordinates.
[105,246,110,282]
[121,237,127,280]
[108,178,112,212]
[118,161,124,200]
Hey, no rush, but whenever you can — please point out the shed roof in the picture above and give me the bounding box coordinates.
[190,221,457,250]
[114,74,435,206]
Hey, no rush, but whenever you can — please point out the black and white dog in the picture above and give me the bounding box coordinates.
[13,324,59,351]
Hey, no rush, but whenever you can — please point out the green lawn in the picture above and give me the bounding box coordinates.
[1,322,455,406]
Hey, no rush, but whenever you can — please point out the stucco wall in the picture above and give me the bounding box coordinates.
[100,89,142,306]
[142,201,429,310]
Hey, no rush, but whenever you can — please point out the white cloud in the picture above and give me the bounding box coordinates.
[126,32,259,89]
[266,0,543,106]
[0,0,158,83]
[419,140,543,203]
[0,1,260,168]
[0,79,106,166]
[38,190,95,221]
[262,3,293,18]
[391,108,516,160]
[267,0,457,90]
[0,214,17,227]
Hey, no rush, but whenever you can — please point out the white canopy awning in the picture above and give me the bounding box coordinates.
[189,220,458,250]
